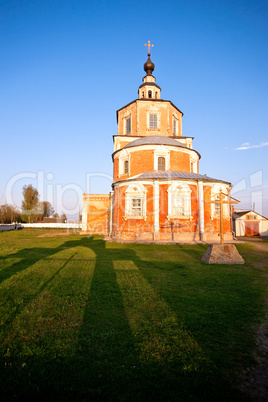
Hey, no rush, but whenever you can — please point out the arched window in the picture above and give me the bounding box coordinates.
[119,149,130,177]
[190,162,194,173]
[124,160,129,174]
[158,157,165,170]
[148,90,152,98]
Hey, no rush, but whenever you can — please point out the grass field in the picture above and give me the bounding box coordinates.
[0,229,267,401]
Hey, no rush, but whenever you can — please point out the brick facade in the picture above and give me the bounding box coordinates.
[81,50,233,242]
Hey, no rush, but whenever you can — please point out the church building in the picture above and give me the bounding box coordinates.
[82,43,233,242]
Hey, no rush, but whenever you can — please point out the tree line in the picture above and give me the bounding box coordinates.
[0,184,66,224]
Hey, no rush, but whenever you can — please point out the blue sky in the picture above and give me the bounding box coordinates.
[1,0,267,219]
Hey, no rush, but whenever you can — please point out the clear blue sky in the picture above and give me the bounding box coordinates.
[1,0,267,219]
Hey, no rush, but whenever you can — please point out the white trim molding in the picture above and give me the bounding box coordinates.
[167,181,192,220]
[124,182,147,220]
[154,145,170,170]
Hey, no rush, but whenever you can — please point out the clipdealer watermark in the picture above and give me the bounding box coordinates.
[5,170,113,216]
[232,170,264,215]
[4,169,265,216]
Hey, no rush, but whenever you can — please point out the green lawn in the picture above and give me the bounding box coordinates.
[0,230,267,401]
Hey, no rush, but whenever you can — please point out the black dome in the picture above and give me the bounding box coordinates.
[144,55,155,76]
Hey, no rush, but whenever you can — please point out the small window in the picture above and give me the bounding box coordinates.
[149,113,157,129]
[190,162,194,173]
[246,215,250,220]
[132,198,142,216]
[125,117,131,134]
[155,92,158,99]
[254,216,257,220]
[158,157,165,170]
[215,199,220,216]
[124,160,129,174]
[148,90,152,98]
[142,91,144,98]
[173,118,177,135]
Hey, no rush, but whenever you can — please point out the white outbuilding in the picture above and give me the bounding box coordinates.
[232,209,268,237]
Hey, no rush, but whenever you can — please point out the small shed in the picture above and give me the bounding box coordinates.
[232,209,268,237]
[43,217,66,224]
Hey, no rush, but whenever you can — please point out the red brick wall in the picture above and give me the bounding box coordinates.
[170,150,190,172]
[85,195,110,234]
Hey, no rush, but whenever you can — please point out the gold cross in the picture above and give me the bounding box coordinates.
[144,40,154,55]
[205,190,239,244]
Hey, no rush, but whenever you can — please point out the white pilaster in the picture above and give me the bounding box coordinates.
[109,191,114,236]
[198,181,205,241]
[154,181,159,233]
[81,197,88,232]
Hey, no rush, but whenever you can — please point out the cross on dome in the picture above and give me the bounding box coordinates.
[143,41,155,76]
[144,40,154,56]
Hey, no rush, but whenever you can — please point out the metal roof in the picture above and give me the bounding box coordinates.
[123,135,188,149]
[232,210,268,220]
[114,170,231,184]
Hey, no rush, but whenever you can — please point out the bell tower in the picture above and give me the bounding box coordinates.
[138,41,161,100]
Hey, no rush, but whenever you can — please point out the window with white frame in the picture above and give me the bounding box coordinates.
[190,158,197,173]
[131,198,142,216]
[119,149,130,176]
[125,116,131,134]
[168,182,192,218]
[158,156,165,170]
[211,186,230,218]
[124,160,129,174]
[149,113,157,129]
[214,197,220,216]
[154,145,170,171]
[124,183,147,219]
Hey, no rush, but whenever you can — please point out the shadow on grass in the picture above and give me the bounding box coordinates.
[0,236,250,401]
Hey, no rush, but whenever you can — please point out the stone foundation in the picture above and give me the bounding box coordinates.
[202,244,245,264]
[110,231,234,243]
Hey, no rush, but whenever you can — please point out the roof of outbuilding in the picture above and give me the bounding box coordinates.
[123,135,188,149]
[232,210,268,220]
[232,210,251,218]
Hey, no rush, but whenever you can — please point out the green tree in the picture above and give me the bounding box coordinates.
[60,213,67,222]
[21,185,39,223]
[36,201,54,221]
[0,204,22,224]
